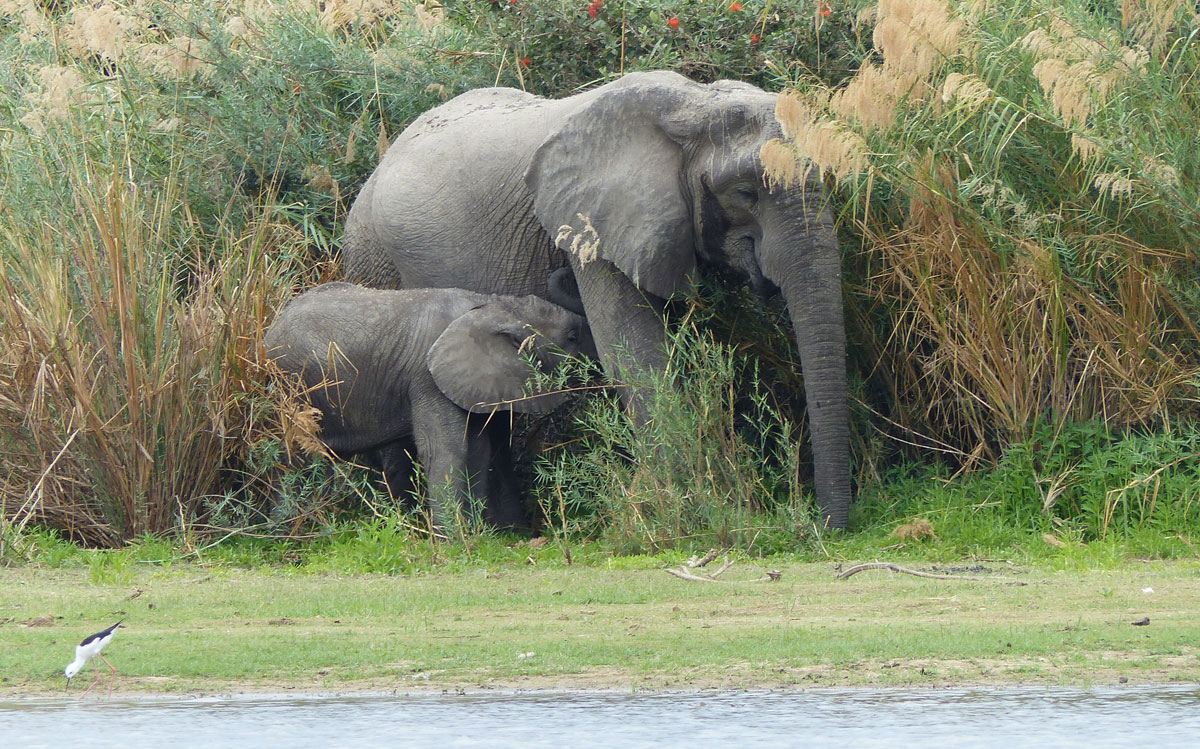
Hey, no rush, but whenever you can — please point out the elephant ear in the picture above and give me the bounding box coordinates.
[526,74,697,300]
[427,305,569,415]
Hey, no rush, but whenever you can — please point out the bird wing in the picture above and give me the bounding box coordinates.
[79,620,122,647]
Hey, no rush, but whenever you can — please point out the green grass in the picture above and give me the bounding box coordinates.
[4,560,1199,694]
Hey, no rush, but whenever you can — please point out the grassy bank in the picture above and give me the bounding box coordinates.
[4,560,1199,695]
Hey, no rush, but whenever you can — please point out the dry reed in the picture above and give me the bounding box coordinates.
[765,0,1199,461]
[859,171,1196,459]
[0,162,309,546]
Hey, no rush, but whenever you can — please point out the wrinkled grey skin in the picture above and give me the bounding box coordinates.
[343,70,850,528]
[265,282,590,530]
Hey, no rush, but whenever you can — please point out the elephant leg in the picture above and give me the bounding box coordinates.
[411,397,480,531]
[569,255,667,419]
[463,416,496,526]
[372,442,419,512]
[477,417,530,530]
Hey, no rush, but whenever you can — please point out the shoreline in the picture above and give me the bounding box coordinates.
[6,673,1200,701]
[5,561,1199,697]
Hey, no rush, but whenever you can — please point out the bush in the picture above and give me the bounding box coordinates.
[454,0,869,95]
[3,0,1198,551]
[851,420,1200,555]
[534,312,819,555]
[0,158,306,545]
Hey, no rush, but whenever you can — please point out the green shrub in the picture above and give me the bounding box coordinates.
[455,0,869,95]
[535,312,820,555]
[851,420,1200,554]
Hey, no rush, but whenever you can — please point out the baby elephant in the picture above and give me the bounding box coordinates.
[265,282,591,531]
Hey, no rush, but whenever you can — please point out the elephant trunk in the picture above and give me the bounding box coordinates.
[768,222,852,529]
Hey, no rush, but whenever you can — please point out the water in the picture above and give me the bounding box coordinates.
[3,685,1198,748]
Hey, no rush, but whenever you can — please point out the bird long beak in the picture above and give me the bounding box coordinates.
[65,677,71,693]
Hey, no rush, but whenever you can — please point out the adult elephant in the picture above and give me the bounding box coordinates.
[343,71,851,528]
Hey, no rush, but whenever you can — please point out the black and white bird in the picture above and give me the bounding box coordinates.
[64,620,122,697]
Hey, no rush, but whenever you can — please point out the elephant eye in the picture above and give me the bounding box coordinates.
[735,186,758,203]
[566,329,578,342]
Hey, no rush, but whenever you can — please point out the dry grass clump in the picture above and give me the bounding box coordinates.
[831,0,965,130]
[18,66,92,134]
[765,0,964,183]
[234,0,439,35]
[0,162,309,546]
[861,178,1195,458]
[939,72,991,109]
[0,0,49,43]
[891,518,937,542]
[1020,17,1150,160]
[141,35,213,79]
[4,0,440,76]
[1123,0,1198,53]
[764,91,868,186]
[61,2,140,61]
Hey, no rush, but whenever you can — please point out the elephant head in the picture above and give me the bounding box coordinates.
[428,294,589,416]
[526,72,851,528]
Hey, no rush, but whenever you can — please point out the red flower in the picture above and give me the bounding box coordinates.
[588,2,601,18]
[729,2,743,10]
[667,16,679,29]
[521,56,531,67]
[750,33,759,43]
[509,0,517,5]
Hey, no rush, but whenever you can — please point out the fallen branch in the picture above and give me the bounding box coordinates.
[836,562,988,581]
[666,556,735,582]
[708,558,734,577]
[666,567,719,582]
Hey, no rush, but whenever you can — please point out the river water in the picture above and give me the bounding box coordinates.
[3,685,1198,747]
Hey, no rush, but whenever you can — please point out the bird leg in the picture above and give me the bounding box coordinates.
[98,654,119,697]
[78,660,103,699]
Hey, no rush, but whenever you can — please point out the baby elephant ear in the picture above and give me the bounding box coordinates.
[428,306,570,415]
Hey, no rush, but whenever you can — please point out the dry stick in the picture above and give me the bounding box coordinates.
[666,556,736,582]
[708,558,735,578]
[666,567,721,582]
[16,428,80,536]
[835,562,990,582]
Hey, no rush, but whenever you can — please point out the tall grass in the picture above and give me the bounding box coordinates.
[0,0,487,545]
[0,156,307,545]
[536,314,818,555]
[766,0,1200,464]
